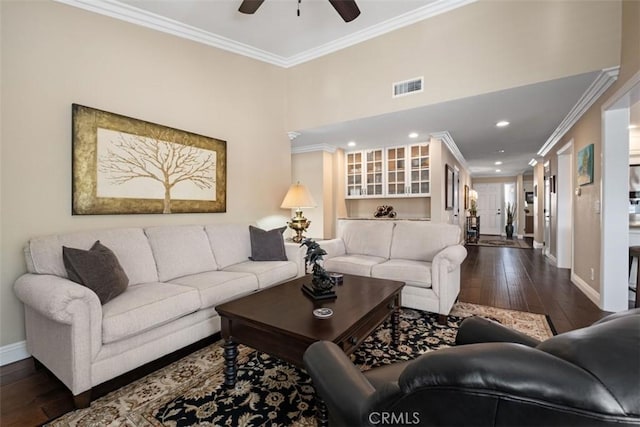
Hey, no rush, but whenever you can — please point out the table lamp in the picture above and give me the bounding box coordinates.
[281,182,316,243]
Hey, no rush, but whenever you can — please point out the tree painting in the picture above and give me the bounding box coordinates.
[97,128,216,214]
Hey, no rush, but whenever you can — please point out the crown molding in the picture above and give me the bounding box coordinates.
[52,0,290,67]
[537,66,620,157]
[291,144,338,154]
[53,0,474,68]
[430,131,468,171]
[286,0,476,67]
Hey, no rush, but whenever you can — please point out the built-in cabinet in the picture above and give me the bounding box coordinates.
[346,143,430,199]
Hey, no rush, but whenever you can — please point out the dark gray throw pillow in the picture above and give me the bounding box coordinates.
[248,225,288,261]
[63,240,129,304]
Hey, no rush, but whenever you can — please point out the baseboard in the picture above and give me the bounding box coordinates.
[533,240,544,249]
[546,253,558,266]
[571,272,601,307]
[0,340,30,366]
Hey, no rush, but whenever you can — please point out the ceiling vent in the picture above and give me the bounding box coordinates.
[393,77,423,98]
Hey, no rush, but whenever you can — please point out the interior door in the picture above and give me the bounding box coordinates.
[475,183,502,235]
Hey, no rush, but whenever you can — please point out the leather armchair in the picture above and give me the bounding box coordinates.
[303,308,640,426]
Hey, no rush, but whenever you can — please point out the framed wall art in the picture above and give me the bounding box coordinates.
[72,104,226,215]
[445,164,454,210]
[577,143,594,186]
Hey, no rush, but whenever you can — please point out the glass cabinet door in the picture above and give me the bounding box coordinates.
[346,151,363,197]
[365,149,383,196]
[409,143,430,195]
[386,146,406,195]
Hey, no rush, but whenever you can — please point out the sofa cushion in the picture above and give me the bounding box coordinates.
[62,241,129,304]
[248,226,288,261]
[145,225,218,282]
[102,282,200,344]
[169,271,259,308]
[324,254,386,277]
[390,222,461,262]
[25,228,158,285]
[338,220,395,259]
[223,261,297,289]
[371,259,432,288]
[205,224,252,269]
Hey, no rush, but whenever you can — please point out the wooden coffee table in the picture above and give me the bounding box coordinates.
[216,274,404,386]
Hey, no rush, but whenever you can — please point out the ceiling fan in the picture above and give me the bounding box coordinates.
[238,0,361,23]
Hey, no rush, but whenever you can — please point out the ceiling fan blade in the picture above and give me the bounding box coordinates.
[328,0,360,22]
[238,0,265,14]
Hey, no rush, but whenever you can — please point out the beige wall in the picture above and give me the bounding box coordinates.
[542,0,639,294]
[1,1,290,347]
[286,0,621,132]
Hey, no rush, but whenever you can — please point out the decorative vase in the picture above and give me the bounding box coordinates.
[505,224,514,239]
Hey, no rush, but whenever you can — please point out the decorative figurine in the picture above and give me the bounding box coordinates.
[300,239,336,299]
[374,205,397,218]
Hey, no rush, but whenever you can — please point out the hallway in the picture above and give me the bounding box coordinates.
[460,244,608,333]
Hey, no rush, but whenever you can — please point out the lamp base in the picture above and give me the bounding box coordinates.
[288,210,311,243]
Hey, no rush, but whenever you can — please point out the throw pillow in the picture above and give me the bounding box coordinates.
[248,225,288,261]
[63,240,129,304]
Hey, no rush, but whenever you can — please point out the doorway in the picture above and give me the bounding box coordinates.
[557,141,573,269]
[474,183,502,235]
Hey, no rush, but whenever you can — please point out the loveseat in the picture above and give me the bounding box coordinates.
[13,224,305,407]
[322,219,467,321]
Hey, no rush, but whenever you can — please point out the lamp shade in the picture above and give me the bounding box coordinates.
[281,182,317,209]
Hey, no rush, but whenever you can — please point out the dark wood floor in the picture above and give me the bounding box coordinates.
[1,242,612,426]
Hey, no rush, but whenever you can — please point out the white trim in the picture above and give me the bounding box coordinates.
[571,272,601,307]
[546,253,557,266]
[53,0,475,68]
[538,67,620,157]
[430,131,468,170]
[291,144,337,154]
[533,240,544,249]
[0,341,30,366]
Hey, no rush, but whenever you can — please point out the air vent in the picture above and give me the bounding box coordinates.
[393,77,423,98]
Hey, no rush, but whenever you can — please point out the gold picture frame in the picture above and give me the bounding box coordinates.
[72,104,226,215]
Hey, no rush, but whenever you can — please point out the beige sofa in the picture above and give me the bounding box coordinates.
[322,219,467,321]
[13,224,305,407]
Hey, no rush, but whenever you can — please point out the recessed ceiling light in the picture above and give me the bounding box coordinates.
[630,124,638,129]
[347,141,356,147]
[408,132,419,139]
[494,161,503,165]
[495,169,502,173]
[497,149,505,153]
[496,121,510,127]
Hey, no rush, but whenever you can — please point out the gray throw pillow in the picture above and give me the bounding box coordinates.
[248,225,288,261]
[63,240,129,304]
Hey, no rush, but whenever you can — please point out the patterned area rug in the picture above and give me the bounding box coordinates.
[467,238,532,249]
[48,303,554,426]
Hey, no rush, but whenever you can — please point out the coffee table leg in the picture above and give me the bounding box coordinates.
[392,306,400,347]
[223,339,238,387]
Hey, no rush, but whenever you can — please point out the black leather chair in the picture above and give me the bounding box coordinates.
[303,308,640,426]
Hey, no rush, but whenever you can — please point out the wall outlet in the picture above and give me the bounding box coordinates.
[590,268,595,281]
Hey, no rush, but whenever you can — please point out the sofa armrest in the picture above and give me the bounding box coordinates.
[432,244,467,272]
[14,273,103,361]
[284,242,307,277]
[304,341,375,426]
[14,273,102,325]
[318,238,346,260]
[399,343,626,416]
[455,316,541,347]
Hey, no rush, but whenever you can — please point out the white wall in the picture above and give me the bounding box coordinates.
[1,1,290,348]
